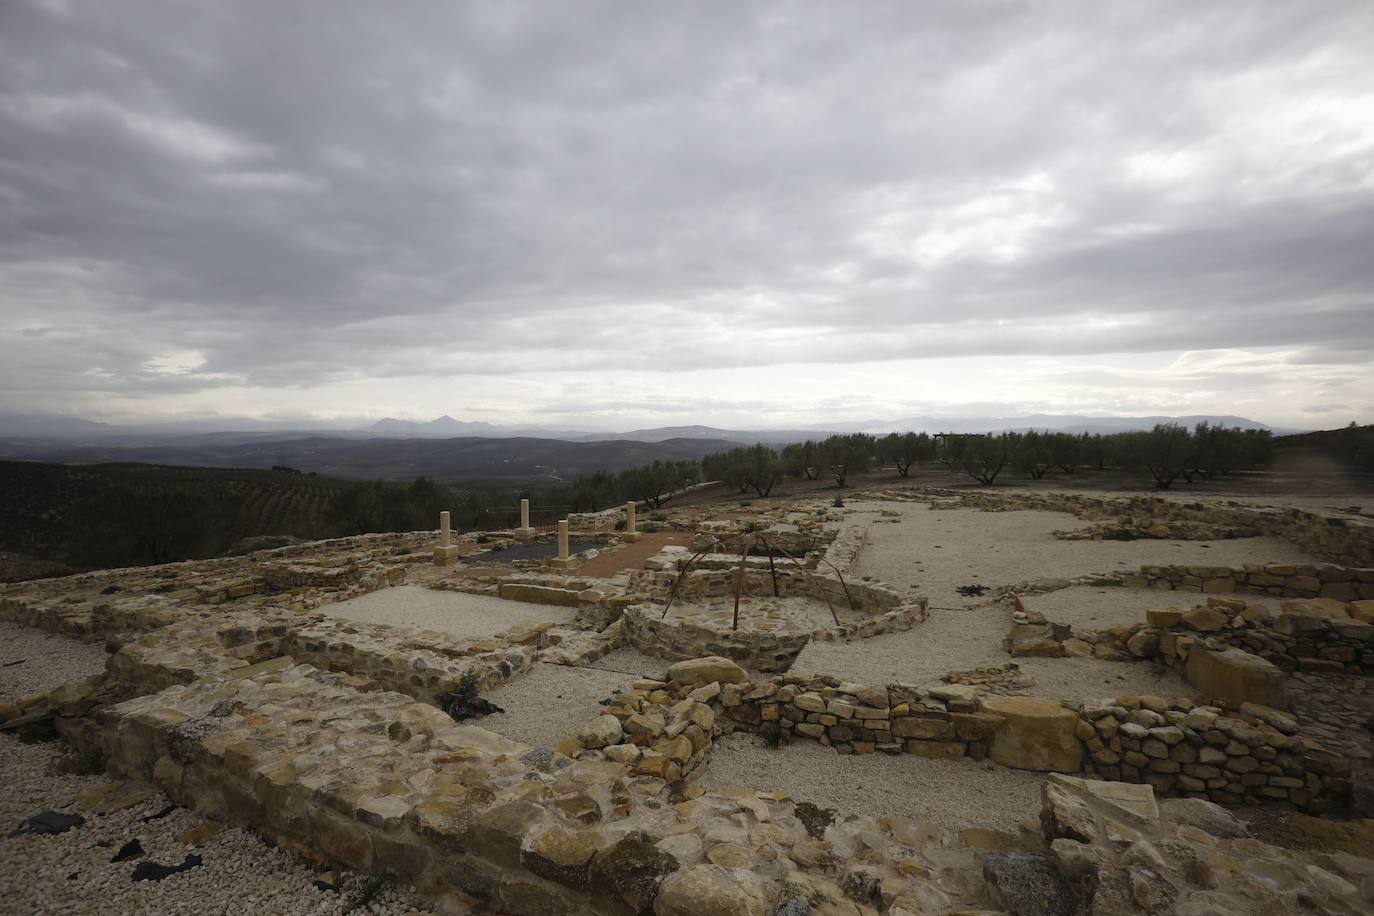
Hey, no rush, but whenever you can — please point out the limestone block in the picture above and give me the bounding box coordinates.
[1185,645,1287,710]
[891,717,955,741]
[580,715,624,749]
[666,656,748,687]
[1180,607,1227,632]
[1146,607,1184,627]
[655,865,775,916]
[981,696,1083,772]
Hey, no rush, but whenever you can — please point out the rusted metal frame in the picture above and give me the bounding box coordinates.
[660,533,735,619]
[765,540,843,627]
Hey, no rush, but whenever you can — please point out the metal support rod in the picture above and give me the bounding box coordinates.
[732,536,751,632]
[767,540,843,627]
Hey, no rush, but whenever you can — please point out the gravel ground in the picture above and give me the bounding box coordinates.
[0,735,435,915]
[479,663,635,748]
[1,622,110,700]
[700,732,1046,833]
[321,585,575,638]
[583,647,672,678]
[1022,585,1285,632]
[795,603,1188,703]
[841,499,1323,607]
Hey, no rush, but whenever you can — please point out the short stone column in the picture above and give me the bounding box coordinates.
[432,510,461,565]
[623,500,641,542]
[514,497,535,541]
[545,518,578,569]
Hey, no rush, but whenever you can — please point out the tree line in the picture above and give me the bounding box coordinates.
[326,423,1275,543]
[545,423,1273,503]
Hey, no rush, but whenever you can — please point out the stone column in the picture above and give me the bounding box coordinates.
[623,500,640,542]
[433,510,460,566]
[515,497,535,541]
[545,518,577,569]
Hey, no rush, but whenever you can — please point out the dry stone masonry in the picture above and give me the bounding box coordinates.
[2,489,1373,913]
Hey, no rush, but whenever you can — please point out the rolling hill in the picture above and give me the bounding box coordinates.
[0,435,737,482]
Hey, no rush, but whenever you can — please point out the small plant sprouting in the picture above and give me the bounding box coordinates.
[761,723,787,750]
[439,671,503,721]
[475,534,491,544]
[832,495,846,508]
[342,875,392,914]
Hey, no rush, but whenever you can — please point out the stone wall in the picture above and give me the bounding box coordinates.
[1122,561,1374,601]
[1076,696,1351,813]
[588,657,1355,815]
[1008,589,1374,675]
[36,661,1026,915]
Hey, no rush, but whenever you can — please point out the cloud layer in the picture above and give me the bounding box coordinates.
[1,0,1372,428]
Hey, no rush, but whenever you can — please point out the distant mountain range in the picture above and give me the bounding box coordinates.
[0,434,738,482]
[0,410,1300,446]
[0,410,1311,482]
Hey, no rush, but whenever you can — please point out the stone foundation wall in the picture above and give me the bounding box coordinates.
[1076,696,1351,813]
[34,661,1022,915]
[1121,561,1374,601]
[589,660,1355,814]
[1009,590,1374,675]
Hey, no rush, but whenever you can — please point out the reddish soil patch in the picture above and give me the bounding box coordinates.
[577,531,692,578]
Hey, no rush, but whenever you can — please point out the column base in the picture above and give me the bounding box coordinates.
[543,556,580,570]
[621,532,642,543]
[514,527,536,541]
[432,545,463,566]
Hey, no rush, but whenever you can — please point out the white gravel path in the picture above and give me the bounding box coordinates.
[0,622,109,701]
[841,499,1323,607]
[701,732,1046,833]
[321,585,575,639]
[1022,585,1286,632]
[480,663,635,749]
[0,735,435,915]
[795,603,1189,704]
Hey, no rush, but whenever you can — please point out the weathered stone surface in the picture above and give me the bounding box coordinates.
[666,656,748,687]
[891,716,955,740]
[580,714,624,749]
[981,696,1083,772]
[1184,645,1287,709]
[982,853,1079,916]
[1180,607,1227,632]
[1157,798,1246,839]
[589,831,679,913]
[654,865,774,916]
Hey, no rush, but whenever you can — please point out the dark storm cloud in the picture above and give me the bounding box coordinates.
[1,0,1372,415]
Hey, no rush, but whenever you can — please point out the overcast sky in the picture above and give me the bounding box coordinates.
[1,1,1372,431]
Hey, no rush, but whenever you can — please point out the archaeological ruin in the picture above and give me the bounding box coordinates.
[3,486,1373,914]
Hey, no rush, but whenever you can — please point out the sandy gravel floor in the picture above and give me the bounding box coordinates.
[841,499,1324,607]
[1022,585,1285,632]
[480,663,634,748]
[322,585,575,638]
[1,622,109,700]
[0,736,432,915]
[584,646,672,678]
[795,603,1188,703]
[700,732,1046,833]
